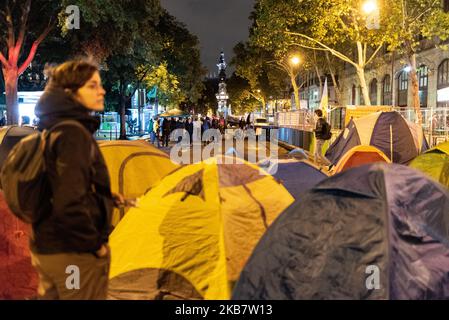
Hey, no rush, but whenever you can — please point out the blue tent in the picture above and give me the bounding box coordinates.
[259,159,328,199]
[326,111,428,165]
[233,163,449,300]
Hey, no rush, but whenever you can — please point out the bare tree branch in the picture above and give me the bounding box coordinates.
[5,1,15,54]
[366,44,384,66]
[0,51,8,67]
[14,0,31,59]
[286,31,357,68]
[18,20,54,75]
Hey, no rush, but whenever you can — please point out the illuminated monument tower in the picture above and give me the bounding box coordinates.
[215,51,230,117]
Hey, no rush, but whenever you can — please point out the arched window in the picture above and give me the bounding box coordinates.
[359,86,365,105]
[417,65,428,108]
[438,59,449,89]
[369,79,378,105]
[351,84,356,105]
[382,75,391,105]
[397,71,408,107]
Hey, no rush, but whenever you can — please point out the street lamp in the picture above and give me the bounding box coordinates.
[362,0,380,30]
[290,56,300,66]
[362,0,378,14]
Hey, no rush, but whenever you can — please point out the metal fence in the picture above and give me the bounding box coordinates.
[275,106,449,147]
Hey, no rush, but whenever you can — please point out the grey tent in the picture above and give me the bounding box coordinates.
[233,163,449,300]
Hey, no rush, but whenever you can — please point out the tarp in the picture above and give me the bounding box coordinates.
[326,111,428,165]
[99,140,179,226]
[409,141,449,188]
[334,145,390,174]
[259,159,328,199]
[108,157,294,300]
[233,163,449,300]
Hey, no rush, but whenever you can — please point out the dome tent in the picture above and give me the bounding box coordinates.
[233,163,449,300]
[409,141,449,188]
[108,156,294,300]
[334,145,390,174]
[259,159,328,199]
[326,111,428,165]
[99,140,179,226]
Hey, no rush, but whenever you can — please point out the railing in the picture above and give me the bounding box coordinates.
[275,106,449,147]
[275,110,315,132]
[393,107,449,146]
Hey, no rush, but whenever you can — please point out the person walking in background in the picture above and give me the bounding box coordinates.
[313,109,332,168]
[186,117,194,145]
[193,117,201,144]
[162,117,171,147]
[150,117,160,147]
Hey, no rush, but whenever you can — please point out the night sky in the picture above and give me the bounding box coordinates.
[160,0,254,74]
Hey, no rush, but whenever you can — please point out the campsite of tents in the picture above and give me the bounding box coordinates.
[108,156,294,300]
[233,163,449,300]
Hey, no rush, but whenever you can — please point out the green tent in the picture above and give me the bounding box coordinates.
[409,141,449,188]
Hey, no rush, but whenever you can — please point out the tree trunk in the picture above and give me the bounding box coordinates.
[408,53,422,125]
[4,67,19,125]
[326,53,342,106]
[291,75,301,110]
[119,79,127,140]
[355,66,371,106]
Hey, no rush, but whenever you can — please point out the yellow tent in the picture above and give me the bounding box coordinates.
[99,140,179,226]
[334,145,391,174]
[108,157,294,300]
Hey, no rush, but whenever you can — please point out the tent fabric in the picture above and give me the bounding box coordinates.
[233,163,449,300]
[326,111,427,165]
[334,145,390,174]
[352,111,382,145]
[99,140,179,226]
[108,157,294,300]
[259,159,328,199]
[0,192,37,299]
[409,141,449,188]
[0,126,36,169]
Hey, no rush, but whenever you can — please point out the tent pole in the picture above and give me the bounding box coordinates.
[390,125,393,163]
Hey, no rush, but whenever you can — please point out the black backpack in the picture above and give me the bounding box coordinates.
[0,120,90,223]
[322,121,332,140]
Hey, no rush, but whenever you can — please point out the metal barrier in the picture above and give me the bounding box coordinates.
[393,107,449,146]
[275,106,449,147]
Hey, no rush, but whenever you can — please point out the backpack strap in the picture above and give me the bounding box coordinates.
[45,120,96,165]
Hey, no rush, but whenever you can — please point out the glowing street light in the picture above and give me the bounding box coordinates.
[403,66,412,73]
[290,56,301,66]
[362,0,378,15]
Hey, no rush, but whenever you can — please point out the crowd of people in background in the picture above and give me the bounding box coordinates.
[147,115,228,148]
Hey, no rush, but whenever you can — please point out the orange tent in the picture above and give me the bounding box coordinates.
[334,145,390,174]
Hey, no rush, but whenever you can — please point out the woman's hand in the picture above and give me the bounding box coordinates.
[95,244,108,258]
[112,192,125,208]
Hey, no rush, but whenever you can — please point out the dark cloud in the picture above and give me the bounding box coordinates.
[160,0,254,74]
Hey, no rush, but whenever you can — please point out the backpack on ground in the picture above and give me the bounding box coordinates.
[0,120,90,223]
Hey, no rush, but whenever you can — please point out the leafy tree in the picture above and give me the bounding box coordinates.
[251,0,398,106]
[387,0,449,124]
